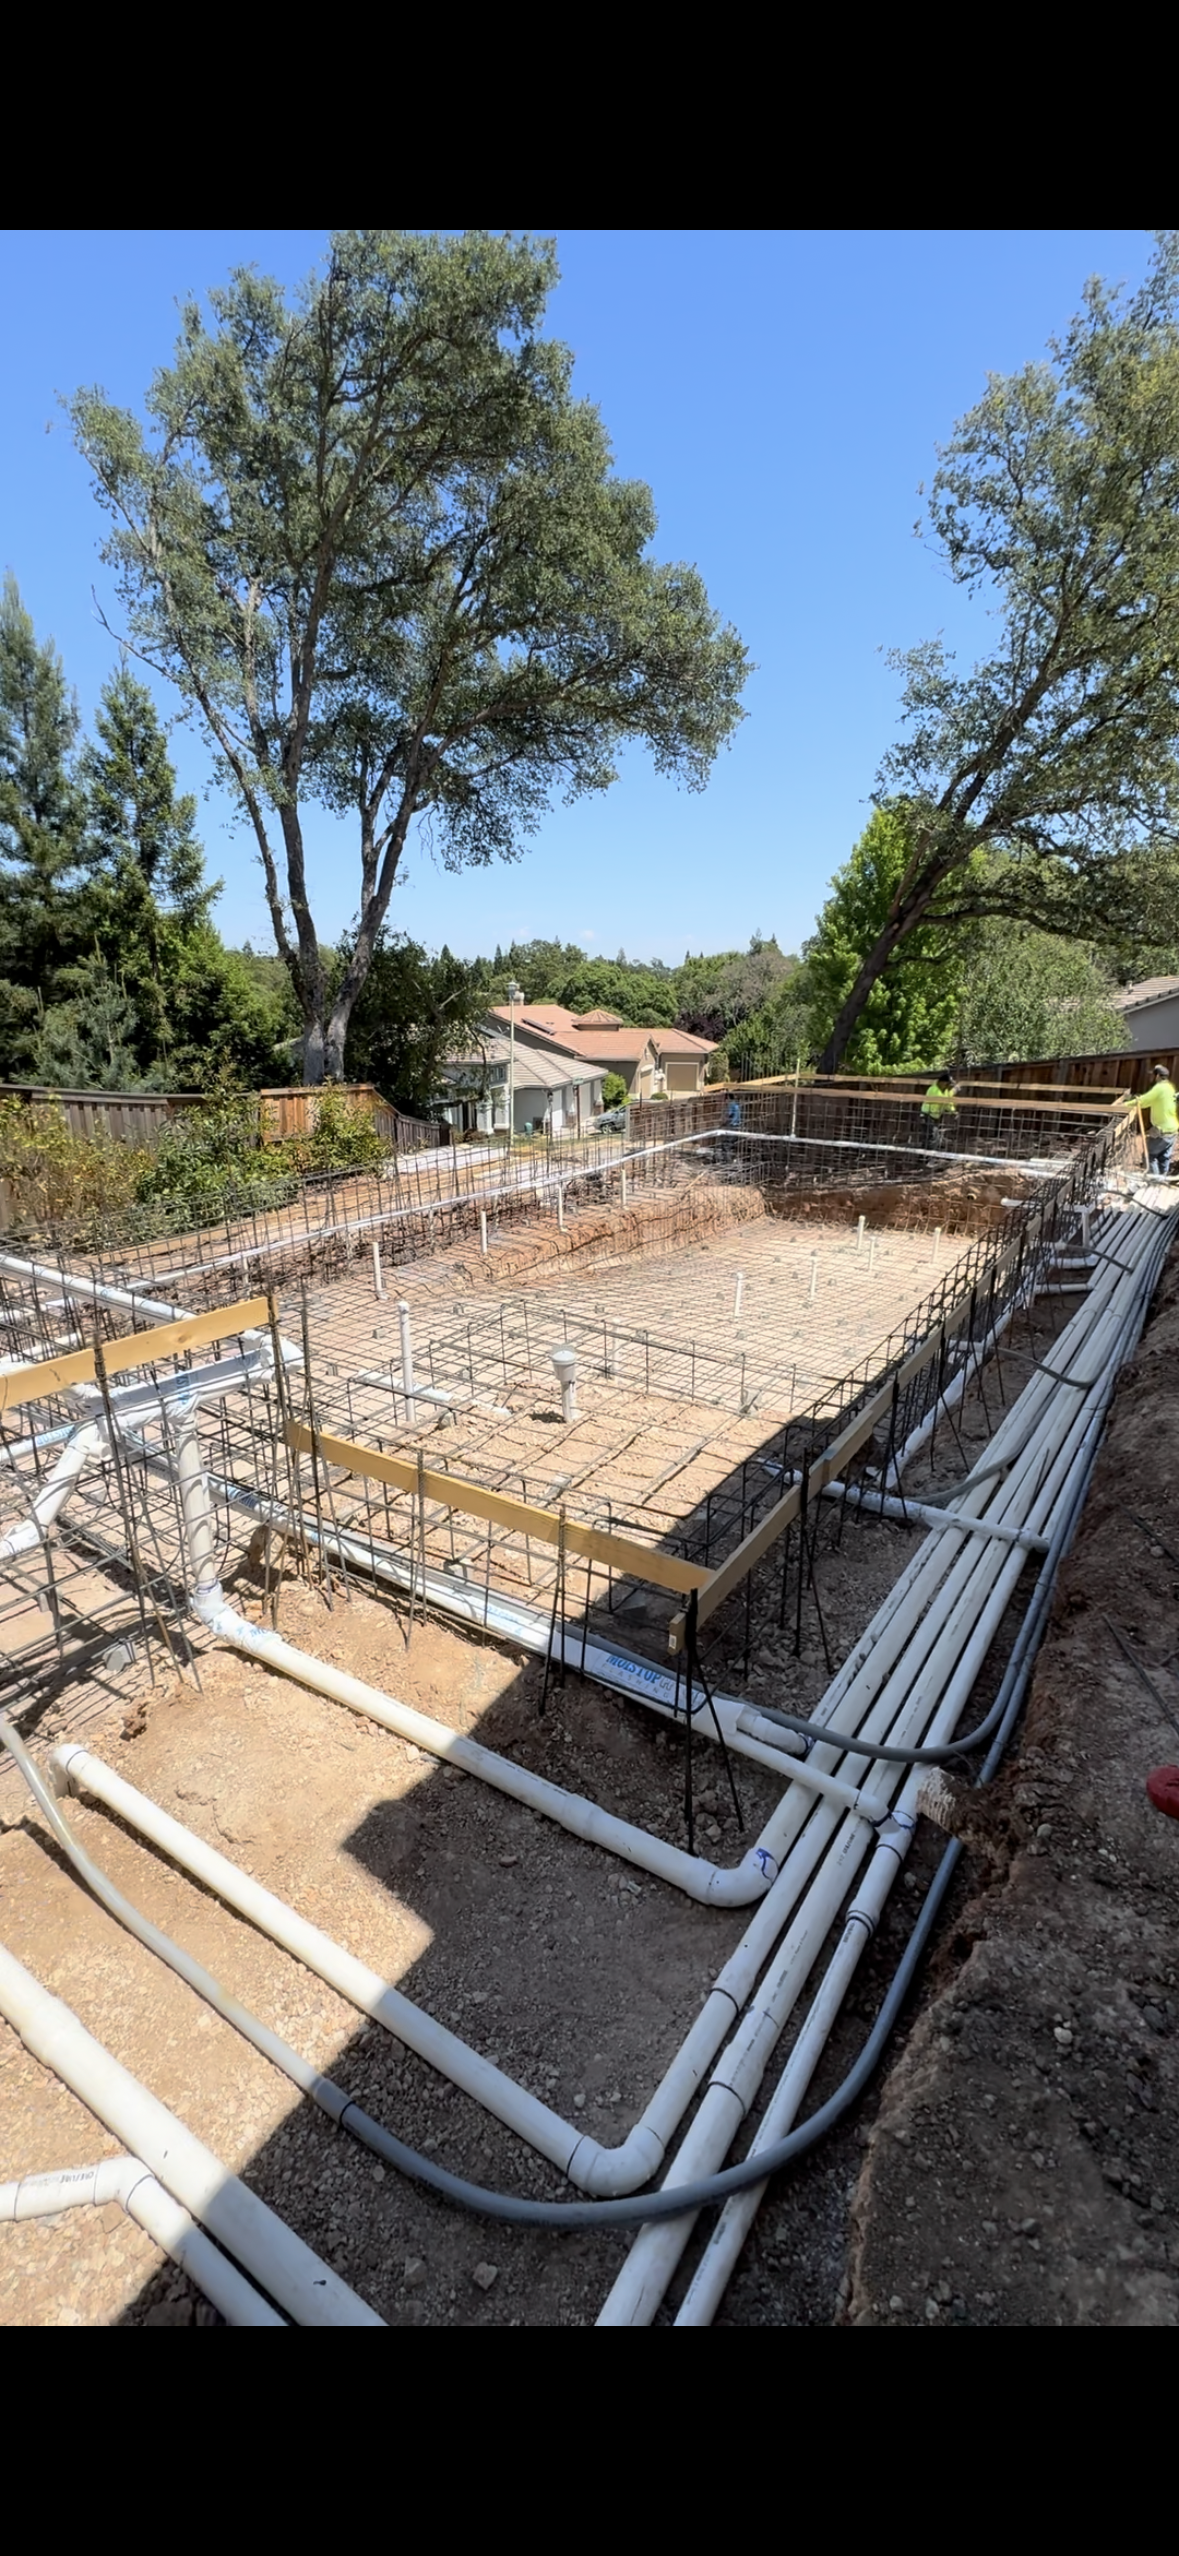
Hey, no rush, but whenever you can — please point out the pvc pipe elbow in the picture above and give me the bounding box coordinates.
[702,1848,778,1906]
[566,2120,667,2196]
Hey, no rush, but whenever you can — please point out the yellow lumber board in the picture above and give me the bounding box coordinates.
[285,1420,708,1597]
[0,1296,270,1415]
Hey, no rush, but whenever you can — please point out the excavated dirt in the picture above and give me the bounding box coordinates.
[765,1169,1035,1235]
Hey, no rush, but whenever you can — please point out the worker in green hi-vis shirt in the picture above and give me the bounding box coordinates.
[920,1070,957,1150]
[1115,1061,1179,1177]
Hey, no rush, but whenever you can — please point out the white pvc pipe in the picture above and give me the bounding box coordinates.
[674,1252,1172,2322]
[798,1474,1048,1552]
[0,1940,381,2326]
[0,1251,184,1327]
[188,1584,885,1907]
[675,1807,918,2325]
[371,1239,386,1300]
[597,1203,1175,2322]
[0,1423,103,1562]
[50,1745,598,2188]
[551,1346,579,1422]
[0,2154,284,2326]
[47,1740,891,2203]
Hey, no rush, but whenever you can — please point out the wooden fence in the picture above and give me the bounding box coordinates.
[0,1079,445,1154]
[258,1085,444,1150]
[0,1083,201,1145]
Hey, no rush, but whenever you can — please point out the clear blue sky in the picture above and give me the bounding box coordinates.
[0,228,1156,967]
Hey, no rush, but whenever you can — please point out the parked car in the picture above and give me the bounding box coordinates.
[593,1107,627,1133]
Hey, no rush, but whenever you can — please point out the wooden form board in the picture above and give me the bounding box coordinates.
[0,1295,269,1416]
[285,1419,710,1598]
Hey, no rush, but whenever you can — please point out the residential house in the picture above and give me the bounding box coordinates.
[435,1029,603,1137]
[1109,976,1179,1054]
[487,1003,717,1102]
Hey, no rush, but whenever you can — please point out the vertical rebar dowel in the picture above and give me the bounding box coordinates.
[931,1226,942,1263]
[856,1215,866,1255]
[885,1371,908,1525]
[580,1550,592,1678]
[479,1209,488,1257]
[794,1454,809,1657]
[778,1513,792,1628]
[733,1271,745,1320]
[930,1327,947,1464]
[398,1299,418,1427]
[372,1239,386,1300]
[90,1332,156,1677]
[299,1288,333,1606]
[416,1449,428,1629]
[803,1486,834,1676]
[808,1251,818,1304]
[683,1590,697,1857]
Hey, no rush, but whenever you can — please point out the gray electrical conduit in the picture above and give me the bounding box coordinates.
[0,1202,1160,2233]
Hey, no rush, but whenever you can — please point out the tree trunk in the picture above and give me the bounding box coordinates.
[301,1017,327,1086]
[815,918,911,1073]
[323,1011,349,1083]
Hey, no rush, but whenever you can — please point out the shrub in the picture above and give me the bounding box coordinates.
[0,1096,148,1247]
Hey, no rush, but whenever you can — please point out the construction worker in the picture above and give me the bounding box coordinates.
[921,1070,957,1150]
[1115,1062,1179,1177]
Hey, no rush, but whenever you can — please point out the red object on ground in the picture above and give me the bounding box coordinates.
[1146,1765,1179,1821]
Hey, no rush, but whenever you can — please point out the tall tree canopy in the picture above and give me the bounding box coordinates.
[74,230,749,1083]
[818,235,1179,1070]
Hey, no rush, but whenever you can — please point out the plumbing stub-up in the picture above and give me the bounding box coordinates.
[550,1346,580,1424]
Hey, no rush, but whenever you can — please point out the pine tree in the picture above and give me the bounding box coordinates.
[0,574,86,1072]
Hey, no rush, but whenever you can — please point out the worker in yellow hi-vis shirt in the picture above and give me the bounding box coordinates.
[1116,1062,1179,1177]
[921,1071,957,1150]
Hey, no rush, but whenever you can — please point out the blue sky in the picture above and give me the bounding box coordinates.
[0,228,1157,966]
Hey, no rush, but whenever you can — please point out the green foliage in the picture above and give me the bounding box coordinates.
[134,1090,293,1227]
[291,1084,385,1174]
[804,808,965,1071]
[0,573,86,1059]
[74,230,748,1081]
[0,1093,146,1247]
[0,586,291,1091]
[343,931,489,1115]
[601,1072,628,1107]
[545,957,679,1025]
[676,938,796,1039]
[955,926,1130,1062]
[819,235,1179,1067]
